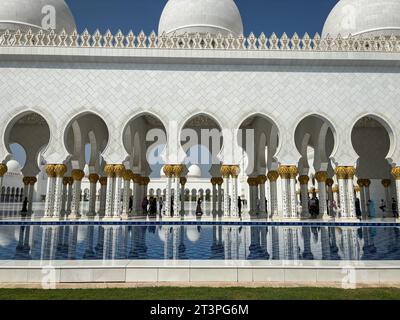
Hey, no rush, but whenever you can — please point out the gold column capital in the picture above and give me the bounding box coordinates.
[45,164,57,178]
[247,177,258,187]
[89,173,100,184]
[326,178,334,187]
[23,176,31,185]
[163,165,175,178]
[278,165,297,179]
[104,164,115,178]
[220,165,232,178]
[257,175,268,185]
[335,166,353,179]
[216,177,223,186]
[298,175,310,185]
[54,164,67,178]
[99,177,108,186]
[332,185,339,193]
[114,164,126,177]
[391,167,400,180]
[0,164,8,177]
[123,170,133,181]
[173,164,184,178]
[382,179,392,188]
[180,177,187,186]
[71,169,85,182]
[267,170,279,182]
[354,185,361,193]
[315,171,328,183]
[230,165,240,178]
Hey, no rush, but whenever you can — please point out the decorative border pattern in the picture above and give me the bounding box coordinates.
[1,29,400,52]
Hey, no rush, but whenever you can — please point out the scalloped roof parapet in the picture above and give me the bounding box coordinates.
[0,29,399,53]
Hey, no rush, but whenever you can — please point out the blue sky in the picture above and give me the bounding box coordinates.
[66,0,339,36]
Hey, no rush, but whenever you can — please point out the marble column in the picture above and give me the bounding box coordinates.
[258,175,267,216]
[0,164,7,196]
[22,177,30,201]
[382,179,392,211]
[53,164,67,218]
[180,177,187,216]
[315,171,328,217]
[267,171,279,218]
[247,177,258,215]
[61,177,69,215]
[173,165,183,217]
[221,165,231,217]
[357,179,367,214]
[326,178,334,216]
[131,174,140,215]
[231,166,240,217]
[104,165,115,217]
[98,177,107,216]
[335,167,348,218]
[88,173,99,217]
[113,164,125,218]
[66,178,73,214]
[288,167,299,218]
[211,178,218,216]
[142,176,151,215]
[70,169,84,219]
[27,177,37,215]
[298,175,310,218]
[44,165,56,217]
[163,165,174,217]
[346,167,357,218]
[217,178,223,216]
[121,170,132,219]
[278,166,292,218]
[391,167,400,214]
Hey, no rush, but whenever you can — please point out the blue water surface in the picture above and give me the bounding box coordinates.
[0,224,399,261]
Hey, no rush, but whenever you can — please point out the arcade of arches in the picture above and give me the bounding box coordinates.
[0,112,399,221]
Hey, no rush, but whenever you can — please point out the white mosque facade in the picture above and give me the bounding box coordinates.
[0,0,400,220]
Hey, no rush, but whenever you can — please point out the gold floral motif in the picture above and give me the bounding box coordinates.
[220,165,231,178]
[163,165,175,178]
[45,164,56,178]
[54,164,67,178]
[326,178,334,187]
[114,164,126,177]
[315,171,328,183]
[382,179,392,188]
[257,175,268,185]
[173,165,184,178]
[267,171,279,182]
[0,164,8,177]
[230,165,240,178]
[71,169,85,182]
[335,166,348,179]
[298,175,309,185]
[123,170,133,181]
[99,177,108,186]
[104,164,115,178]
[29,177,38,186]
[391,167,400,180]
[247,177,258,187]
[23,176,31,185]
[180,177,187,186]
[88,174,100,184]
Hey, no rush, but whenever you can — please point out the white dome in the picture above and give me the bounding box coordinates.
[0,0,76,33]
[187,164,202,178]
[186,226,200,243]
[158,0,244,37]
[6,160,21,173]
[322,0,400,38]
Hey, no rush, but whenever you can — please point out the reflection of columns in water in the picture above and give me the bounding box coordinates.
[172,226,179,260]
[301,227,313,260]
[271,227,280,259]
[15,226,32,259]
[223,227,231,259]
[361,227,376,259]
[84,226,96,259]
[210,226,224,259]
[320,227,330,260]
[341,228,361,260]
[95,226,105,259]
[103,226,114,260]
[67,226,78,259]
[40,226,59,260]
[178,226,186,259]
[129,226,148,259]
[328,227,339,259]
[282,227,299,260]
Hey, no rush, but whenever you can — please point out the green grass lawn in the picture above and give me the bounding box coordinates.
[0,287,400,300]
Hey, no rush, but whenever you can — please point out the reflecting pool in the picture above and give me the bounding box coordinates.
[0,224,399,261]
